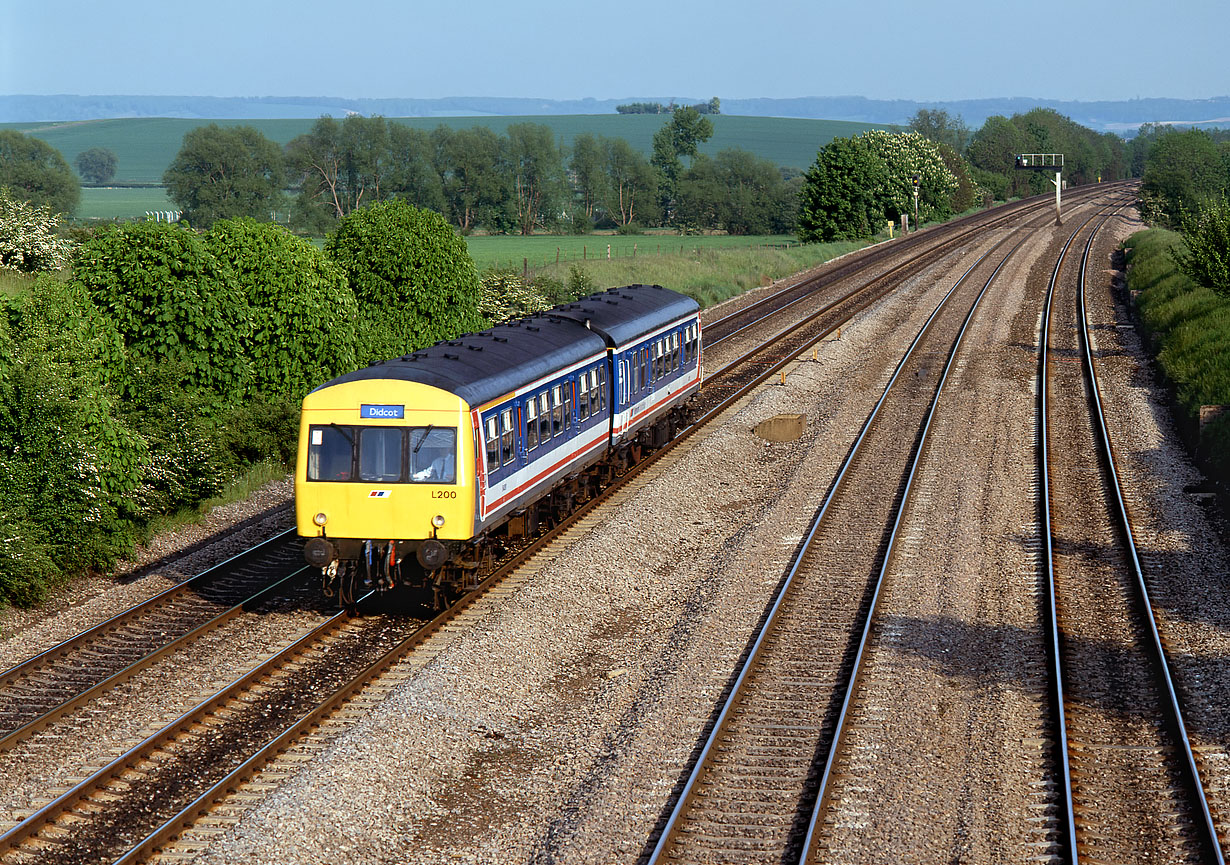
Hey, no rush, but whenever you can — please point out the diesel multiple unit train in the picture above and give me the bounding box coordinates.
[296,284,702,605]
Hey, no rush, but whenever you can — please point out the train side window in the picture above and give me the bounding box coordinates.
[485,416,499,473]
[500,409,515,466]
[673,332,681,369]
[578,374,590,421]
[641,348,650,388]
[539,393,551,442]
[551,385,565,436]
[564,381,573,430]
[629,352,638,393]
[307,425,355,482]
[526,398,539,451]
[597,367,606,410]
[359,427,403,482]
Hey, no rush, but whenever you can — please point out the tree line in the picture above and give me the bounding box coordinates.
[157,106,794,236]
[797,107,1134,242]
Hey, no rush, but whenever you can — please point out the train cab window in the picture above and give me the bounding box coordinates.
[526,398,539,451]
[307,425,355,481]
[539,393,551,442]
[409,427,457,483]
[485,417,499,473]
[551,385,565,436]
[500,409,515,466]
[359,427,404,482]
[578,374,590,421]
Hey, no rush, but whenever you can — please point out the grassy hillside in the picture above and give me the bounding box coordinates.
[5,114,893,185]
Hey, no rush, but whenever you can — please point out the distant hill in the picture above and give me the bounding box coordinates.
[3,94,1230,133]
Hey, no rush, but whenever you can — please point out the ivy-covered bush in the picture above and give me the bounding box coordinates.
[326,199,485,365]
[70,221,253,404]
[0,187,78,273]
[0,276,146,605]
[206,219,358,397]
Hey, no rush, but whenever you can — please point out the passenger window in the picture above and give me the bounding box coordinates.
[578,375,590,421]
[673,332,681,369]
[597,367,606,410]
[526,399,539,451]
[641,349,649,387]
[564,382,573,430]
[501,410,515,466]
[539,393,551,442]
[629,353,638,393]
[307,425,354,482]
[485,417,499,473]
[552,385,565,436]
[359,427,403,482]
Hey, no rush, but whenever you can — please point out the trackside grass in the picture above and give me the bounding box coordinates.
[1124,228,1230,477]
[522,238,869,309]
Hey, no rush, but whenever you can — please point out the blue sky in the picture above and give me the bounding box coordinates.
[2,0,1225,103]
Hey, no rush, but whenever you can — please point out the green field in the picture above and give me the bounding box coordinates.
[5,114,893,186]
[464,233,803,271]
[77,186,174,220]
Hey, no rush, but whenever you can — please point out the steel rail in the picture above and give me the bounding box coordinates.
[0,527,298,688]
[798,229,1032,861]
[647,208,1041,864]
[1074,209,1225,862]
[0,566,310,753]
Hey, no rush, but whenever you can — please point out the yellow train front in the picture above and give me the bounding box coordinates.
[296,284,701,607]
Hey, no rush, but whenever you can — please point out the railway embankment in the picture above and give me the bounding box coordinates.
[1122,227,1230,514]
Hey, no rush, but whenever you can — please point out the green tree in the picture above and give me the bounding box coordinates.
[652,106,714,222]
[798,135,889,242]
[570,132,607,222]
[71,221,253,403]
[908,108,971,153]
[431,125,512,233]
[602,138,658,228]
[0,130,80,216]
[205,219,358,397]
[0,187,78,272]
[287,115,347,225]
[1172,196,1230,298]
[507,123,568,236]
[325,199,485,365]
[75,147,118,184]
[163,124,285,227]
[676,148,794,235]
[858,130,959,224]
[1140,128,1226,226]
[387,124,446,214]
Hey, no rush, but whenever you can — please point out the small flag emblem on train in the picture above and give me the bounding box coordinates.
[368,490,391,498]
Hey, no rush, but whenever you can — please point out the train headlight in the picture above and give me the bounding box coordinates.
[432,514,446,529]
[313,512,328,527]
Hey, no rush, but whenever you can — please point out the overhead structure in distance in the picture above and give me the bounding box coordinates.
[1016,153,1065,225]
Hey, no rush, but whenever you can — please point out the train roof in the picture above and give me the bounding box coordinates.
[554,283,699,347]
[313,285,698,410]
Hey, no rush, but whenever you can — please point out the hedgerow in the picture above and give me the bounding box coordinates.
[205,219,357,398]
[0,276,145,605]
[70,221,253,404]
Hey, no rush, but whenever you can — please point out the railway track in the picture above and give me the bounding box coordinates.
[1039,206,1225,862]
[0,184,1142,863]
[0,530,310,756]
[644,192,1094,864]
